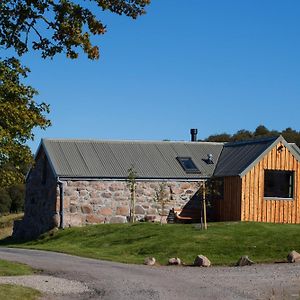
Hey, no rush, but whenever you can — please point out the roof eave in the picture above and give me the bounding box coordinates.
[239,135,300,178]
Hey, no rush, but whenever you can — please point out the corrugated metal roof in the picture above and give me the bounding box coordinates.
[290,143,300,157]
[42,139,224,179]
[213,137,278,177]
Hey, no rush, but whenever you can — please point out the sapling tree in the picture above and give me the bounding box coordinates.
[127,166,137,223]
[154,183,172,225]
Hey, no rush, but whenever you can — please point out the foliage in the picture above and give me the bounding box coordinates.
[127,166,137,223]
[0,188,12,214]
[0,0,150,60]
[205,125,300,147]
[0,58,50,188]
[154,183,172,225]
[0,0,150,191]
[0,284,41,300]
[4,222,300,266]
[0,184,25,215]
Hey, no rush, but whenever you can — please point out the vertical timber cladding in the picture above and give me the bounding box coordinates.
[241,141,300,223]
[220,176,242,221]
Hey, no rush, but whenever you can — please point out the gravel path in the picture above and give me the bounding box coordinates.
[0,275,90,295]
[0,248,300,299]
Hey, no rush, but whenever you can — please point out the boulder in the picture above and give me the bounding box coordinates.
[144,257,156,266]
[287,250,300,263]
[168,257,181,265]
[194,255,211,267]
[236,256,255,266]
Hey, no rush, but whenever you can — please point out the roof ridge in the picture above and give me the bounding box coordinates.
[42,138,224,145]
[224,136,278,147]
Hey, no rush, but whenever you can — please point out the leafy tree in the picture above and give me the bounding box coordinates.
[0,1,150,190]
[9,183,25,213]
[0,58,50,187]
[231,129,253,141]
[205,133,231,142]
[0,188,12,215]
[204,125,300,148]
[253,125,269,137]
[0,0,150,60]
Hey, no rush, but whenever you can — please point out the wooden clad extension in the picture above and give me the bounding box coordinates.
[240,141,300,223]
[216,176,242,221]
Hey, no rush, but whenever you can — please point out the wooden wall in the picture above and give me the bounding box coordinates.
[213,176,242,221]
[240,141,300,223]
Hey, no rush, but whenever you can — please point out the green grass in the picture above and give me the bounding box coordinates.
[0,259,35,276]
[2,222,300,265]
[0,284,41,300]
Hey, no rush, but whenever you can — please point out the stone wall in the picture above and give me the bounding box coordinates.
[62,180,201,227]
[13,148,203,238]
[13,149,58,239]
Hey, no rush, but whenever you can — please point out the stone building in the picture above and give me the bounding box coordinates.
[13,137,223,239]
[13,134,300,239]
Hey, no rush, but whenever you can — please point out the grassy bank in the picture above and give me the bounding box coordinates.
[0,214,23,240]
[0,284,41,300]
[2,222,300,265]
[0,259,35,276]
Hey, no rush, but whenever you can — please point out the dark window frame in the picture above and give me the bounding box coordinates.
[176,157,201,174]
[264,170,294,199]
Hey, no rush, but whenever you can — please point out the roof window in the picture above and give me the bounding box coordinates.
[176,157,200,173]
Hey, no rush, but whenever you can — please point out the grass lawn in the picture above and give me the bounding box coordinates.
[2,221,300,265]
[0,259,35,276]
[0,284,41,300]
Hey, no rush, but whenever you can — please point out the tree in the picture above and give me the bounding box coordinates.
[0,1,150,189]
[127,165,137,223]
[0,0,150,60]
[0,57,50,187]
[204,125,300,148]
[154,183,172,225]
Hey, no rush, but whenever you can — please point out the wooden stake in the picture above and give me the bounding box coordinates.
[203,181,207,230]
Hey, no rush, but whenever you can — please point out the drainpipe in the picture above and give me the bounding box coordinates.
[57,178,64,229]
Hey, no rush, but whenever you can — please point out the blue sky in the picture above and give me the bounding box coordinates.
[19,0,300,152]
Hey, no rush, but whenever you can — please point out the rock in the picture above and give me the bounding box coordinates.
[287,250,300,263]
[180,183,191,190]
[236,256,255,266]
[135,205,146,215]
[144,257,156,266]
[86,215,104,224]
[194,255,211,267]
[69,205,77,213]
[144,215,157,222]
[81,205,93,214]
[168,257,181,265]
[98,207,113,216]
[110,216,127,224]
[109,183,123,192]
[116,206,129,216]
[101,192,112,198]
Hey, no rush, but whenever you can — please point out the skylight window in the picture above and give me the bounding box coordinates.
[176,157,200,173]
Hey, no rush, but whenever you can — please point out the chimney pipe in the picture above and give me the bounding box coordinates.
[190,128,198,142]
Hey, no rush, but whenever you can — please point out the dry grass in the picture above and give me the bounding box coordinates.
[0,213,23,240]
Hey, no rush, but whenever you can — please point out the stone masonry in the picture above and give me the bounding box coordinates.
[12,148,201,239]
[61,180,200,227]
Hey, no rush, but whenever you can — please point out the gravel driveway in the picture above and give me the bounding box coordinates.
[0,248,300,300]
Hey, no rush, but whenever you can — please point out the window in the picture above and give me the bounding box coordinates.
[176,157,200,173]
[264,170,294,199]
